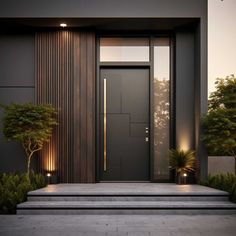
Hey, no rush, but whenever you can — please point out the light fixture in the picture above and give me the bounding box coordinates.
[46,173,51,177]
[182,173,187,184]
[60,23,67,28]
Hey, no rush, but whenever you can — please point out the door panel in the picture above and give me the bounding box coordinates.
[100,68,150,181]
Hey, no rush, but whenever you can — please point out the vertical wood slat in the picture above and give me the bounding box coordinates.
[36,31,95,183]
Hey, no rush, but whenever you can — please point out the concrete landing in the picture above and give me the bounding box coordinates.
[26,183,229,195]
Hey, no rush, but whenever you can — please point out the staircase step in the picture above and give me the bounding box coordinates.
[18,200,236,208]
[27,195,230,202]
[17,184,236,215]
[17,200,236,215]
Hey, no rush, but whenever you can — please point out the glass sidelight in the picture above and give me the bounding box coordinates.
[153,38,170,180]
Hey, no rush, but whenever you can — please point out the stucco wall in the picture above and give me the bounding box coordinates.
[0,33,35,173]
[208,156,235,175]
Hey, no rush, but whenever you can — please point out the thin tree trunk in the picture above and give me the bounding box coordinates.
[27,152,33,177]
[234,156,236,175]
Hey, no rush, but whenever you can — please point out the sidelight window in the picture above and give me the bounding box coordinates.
[153,38,170,180]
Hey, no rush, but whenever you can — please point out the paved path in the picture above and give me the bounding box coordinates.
[0,215,236,236]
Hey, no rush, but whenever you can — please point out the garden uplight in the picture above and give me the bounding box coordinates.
[46,173,51,177]
[60,23,67,27]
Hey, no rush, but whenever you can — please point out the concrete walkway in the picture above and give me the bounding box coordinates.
[0,215,236,236]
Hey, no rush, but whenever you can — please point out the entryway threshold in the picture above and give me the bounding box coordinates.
[26,183,228,196]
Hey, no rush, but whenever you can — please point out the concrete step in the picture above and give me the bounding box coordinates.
[17,184,236,215]
[27,195,230,202]
[17,200,236,215]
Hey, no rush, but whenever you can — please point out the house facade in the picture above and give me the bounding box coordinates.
[0,0,207,183]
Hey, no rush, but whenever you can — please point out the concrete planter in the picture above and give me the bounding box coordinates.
[208,156,235,175]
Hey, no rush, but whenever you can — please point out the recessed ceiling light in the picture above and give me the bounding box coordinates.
[60,23,67,27]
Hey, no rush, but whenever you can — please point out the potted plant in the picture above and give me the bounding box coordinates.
[169,149,196,184]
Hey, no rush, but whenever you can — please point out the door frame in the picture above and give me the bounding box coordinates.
[96,33,175,182]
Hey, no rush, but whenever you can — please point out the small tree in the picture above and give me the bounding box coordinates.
[1,103,58,176]
[201,75,236,173]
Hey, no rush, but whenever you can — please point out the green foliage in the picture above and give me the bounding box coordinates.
[201,108,236,156]
[29,171,46,190]
[169,149,196,174]
[0,172,46,214]
[209,75,236,110]
[201,173,236,203]
[0,103,58,175]
[201,75,236,158]
[2,102,57,147]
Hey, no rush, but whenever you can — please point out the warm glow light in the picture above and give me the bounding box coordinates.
[178,135,191,152]
[46,173,51,177]
[43,143,56,172]
[183,173,187,177]
[60,23,67,27]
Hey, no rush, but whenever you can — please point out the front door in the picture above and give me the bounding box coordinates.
[100,68,150,181]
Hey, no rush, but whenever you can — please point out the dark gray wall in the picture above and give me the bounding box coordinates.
[175,31,195,151]
[0,33,35,173]
[0,0,206,18]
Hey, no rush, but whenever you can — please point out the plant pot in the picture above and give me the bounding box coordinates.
[176,172,187,185]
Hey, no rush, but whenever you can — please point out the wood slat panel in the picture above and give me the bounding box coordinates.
[36,31,95,183]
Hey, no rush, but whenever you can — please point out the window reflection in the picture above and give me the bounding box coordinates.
[153,38,170,180]
[100,38,149,62]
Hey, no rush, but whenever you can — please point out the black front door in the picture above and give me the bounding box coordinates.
[100,68,150,181]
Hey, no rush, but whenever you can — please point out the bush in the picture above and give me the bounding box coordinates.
[201,173,236,203]
[0,172,46,214]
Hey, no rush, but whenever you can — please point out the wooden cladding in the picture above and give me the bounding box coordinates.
[36,31,95,183]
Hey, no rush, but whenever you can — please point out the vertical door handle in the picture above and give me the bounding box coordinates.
[104,78,107,171]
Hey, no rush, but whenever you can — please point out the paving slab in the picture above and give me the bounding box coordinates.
[0,215,236,236]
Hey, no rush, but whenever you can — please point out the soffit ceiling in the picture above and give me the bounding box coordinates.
[0,18,199,32]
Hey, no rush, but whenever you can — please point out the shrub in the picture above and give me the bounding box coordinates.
[201,173,236,203]
[201,75,236,174]
[0,172,46,214]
